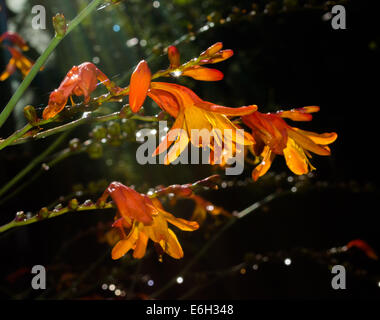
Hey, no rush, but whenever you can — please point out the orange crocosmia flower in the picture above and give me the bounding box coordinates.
[0,31,29,51]
[43,62,122,120]
[0,46,34,81]
[241,107,338,180]
[101,184,199,260]
[147,82,256,164]
[129,60,152,113]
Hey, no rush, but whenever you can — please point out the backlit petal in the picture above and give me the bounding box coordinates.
[158,209,199,231]
[129,60,151,113]
[164,127,190,164]
[283,138,309,175]
[111,222,139,260]
[133,231,149,259]
[148,88,179,117]
[207,50,234,63]
[42,100,68,120]
[153,111,185,156]
[195,102,257,116]
[200,42,223,56]
[162,228,184,259]
[252,146,275,181]
[146,213,169,243]
[277,106,320,121]
[183,67,224,81]
[291,127,338,145]
[0,59,16,81]
[287,128,331,156]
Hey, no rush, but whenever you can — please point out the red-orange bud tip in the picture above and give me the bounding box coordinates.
[168,45,180,68]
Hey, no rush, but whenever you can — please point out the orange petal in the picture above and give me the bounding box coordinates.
[158,209,199,231]
[111,222,139,260]
[195,102,257,116]
[129,60,151,113]
[301,106,320,113]
[206,49,234,64]
[200,42,223,56]
[277,106,320,121]
[252,146,275,181]
[161,228,184,259]
[42,103,66,120]
[145,213,169,243]
[151,82,203,107]
[148,88,179,118]
[168,45,180,68]
[287,128,331,156]
[0,59,16,81]
[164,127,190,164]
[291,128,337,145]
[183,67,224,81]
[283,138,309,175]
[153,111,185,156]
[133,231,149,259]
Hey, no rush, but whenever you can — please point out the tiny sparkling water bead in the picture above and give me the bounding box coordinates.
[15,211,26,222]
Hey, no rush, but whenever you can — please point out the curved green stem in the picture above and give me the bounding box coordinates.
[0,0,104,128]
[9,112,158,146]
[0,201,114,234]
[0,123,32,150]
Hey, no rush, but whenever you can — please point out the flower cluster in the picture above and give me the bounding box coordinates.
[97,182,199,260]
[0,35,340,263]
[36,42,337,181]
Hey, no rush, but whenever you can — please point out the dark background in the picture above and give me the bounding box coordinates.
[0,0,379,299]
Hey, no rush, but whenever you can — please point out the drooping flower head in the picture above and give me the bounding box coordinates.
[43,62,122,119]
[128,59,256,164]
[98,182,199,260]
[242,106,338,180]
[0,46,34,81]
